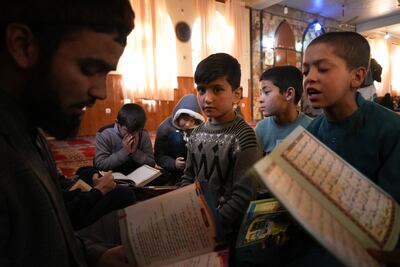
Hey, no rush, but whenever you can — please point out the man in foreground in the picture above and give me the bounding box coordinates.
[0,0,134,266]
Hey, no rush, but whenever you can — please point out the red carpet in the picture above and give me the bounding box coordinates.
[49,136,95,177]
[48,133,156,177]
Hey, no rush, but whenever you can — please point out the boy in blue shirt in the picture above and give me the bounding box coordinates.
[299,31,400,267]
[180,53,262,244]
[255,66,312,154]
[304,31,400,203]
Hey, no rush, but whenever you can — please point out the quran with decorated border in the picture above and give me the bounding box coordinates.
[118,181,228,267]
[251,126,400,267]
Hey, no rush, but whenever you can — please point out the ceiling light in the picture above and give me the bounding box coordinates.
[314,22,322,31]
[384,32,391,39]
[284,5,288,15]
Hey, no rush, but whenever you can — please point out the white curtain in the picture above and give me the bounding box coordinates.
[367,37,391,96]
[117,0,177,101]
[193,0,249,97]
[225,0,249,97]
[390,43,400,95]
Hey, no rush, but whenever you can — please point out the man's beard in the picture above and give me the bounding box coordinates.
[22,64,82,140]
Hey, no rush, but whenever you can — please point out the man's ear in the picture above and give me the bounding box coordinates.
[351,67,368,89]
[233,86,243,105]
[6,23,39,69]
[285,87,295,102]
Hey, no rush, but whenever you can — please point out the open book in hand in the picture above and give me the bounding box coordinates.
[251,126,400,267]
[111,164,161,187]
[236,198,291,248]
[119,181,228,267]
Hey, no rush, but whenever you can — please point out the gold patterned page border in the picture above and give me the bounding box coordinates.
[281,132,395,247]
[261,163,380,267]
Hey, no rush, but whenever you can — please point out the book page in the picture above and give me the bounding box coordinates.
[110,172,127,180]
[119,182,218,267]
[267,127,399,249]
[164,250,228,267]
[69,179,92,192]
[127,165,161,186]
[255,161,381,267]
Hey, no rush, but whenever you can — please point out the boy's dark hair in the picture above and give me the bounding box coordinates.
[307,31,370,71]
[194,53,241,90]
[260,66,303,104]
[117,103,146,133]
[0,0,134,52]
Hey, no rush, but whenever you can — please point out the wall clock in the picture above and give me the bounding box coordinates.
[175,21,191,42]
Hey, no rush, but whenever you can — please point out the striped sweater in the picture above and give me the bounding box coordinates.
[181,115,262,232]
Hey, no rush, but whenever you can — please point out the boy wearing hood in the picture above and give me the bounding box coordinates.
[154,94,204,184]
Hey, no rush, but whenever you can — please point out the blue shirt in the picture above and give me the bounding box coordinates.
[255,112,312,154]
[307,94,400,203]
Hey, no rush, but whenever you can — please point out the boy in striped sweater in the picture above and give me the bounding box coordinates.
[180,53,262,243]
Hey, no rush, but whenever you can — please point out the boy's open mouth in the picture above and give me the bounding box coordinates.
[307,88,321,96]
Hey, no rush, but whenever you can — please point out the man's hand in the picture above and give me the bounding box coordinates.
[368,249,400,267]
[97,245,134,267]
[93,171,116,195]
[175,157,186,170]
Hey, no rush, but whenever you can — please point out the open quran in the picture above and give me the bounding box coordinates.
[118,181,228,267]
[251,126,400,267]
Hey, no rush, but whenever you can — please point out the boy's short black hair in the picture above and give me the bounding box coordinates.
[0,0,134,50]
[194,53,241,90]
[117,103,146,133]
[307,31,370,71]
[260,66,303,104]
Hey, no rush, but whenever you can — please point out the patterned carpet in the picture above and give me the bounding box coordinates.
[49,136,96,177]
[49,132,157,177]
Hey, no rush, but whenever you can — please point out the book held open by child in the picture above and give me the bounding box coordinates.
[108,164,161,187]
[119,181,228,267]
[250,126,400,267]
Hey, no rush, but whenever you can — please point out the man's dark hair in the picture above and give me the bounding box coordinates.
[0,0,134,53]
[260,65,303,104]
[117,103,146,133]
[194,53,241,90]
[307,31,370,71]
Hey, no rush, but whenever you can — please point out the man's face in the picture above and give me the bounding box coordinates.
[302,43,355,111]
[196,76,240,125]
[258,80,289,117]
[25,30,125,139]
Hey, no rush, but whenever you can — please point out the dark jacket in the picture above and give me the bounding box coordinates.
[154,94,204,171]
[0,89,104,266]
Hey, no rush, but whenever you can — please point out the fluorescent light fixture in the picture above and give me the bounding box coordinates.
[284,5,288,15]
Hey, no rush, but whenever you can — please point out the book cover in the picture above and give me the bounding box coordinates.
[251,126,400,267]
[119,181,227,267]
[236,198,291,248]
